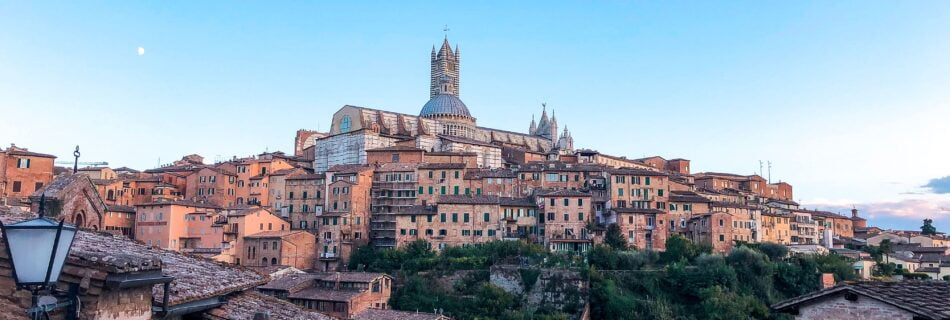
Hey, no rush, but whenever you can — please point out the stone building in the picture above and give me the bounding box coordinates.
[0,144,55,203]
[538,189,593,253]
[287,173,326,231]
[242,230,316,271]
[219,207,290,265]
[259,272,394,319]
[687,211,735,253]
[611,208,670,251]
[30,174,108,231]
[313,37,572,172]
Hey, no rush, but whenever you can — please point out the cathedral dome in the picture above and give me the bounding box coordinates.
[420,94,472,118]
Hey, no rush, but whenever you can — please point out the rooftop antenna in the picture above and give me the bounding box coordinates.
[767,161,773,183]
[758,160,763,177]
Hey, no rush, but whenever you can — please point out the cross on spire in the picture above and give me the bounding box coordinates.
[443,25,450,38]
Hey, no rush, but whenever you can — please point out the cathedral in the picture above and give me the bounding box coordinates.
[312,37,575,171]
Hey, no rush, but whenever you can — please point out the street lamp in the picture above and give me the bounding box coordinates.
[0,195,79,319]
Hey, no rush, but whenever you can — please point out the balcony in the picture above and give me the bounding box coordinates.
[319,252,339,260]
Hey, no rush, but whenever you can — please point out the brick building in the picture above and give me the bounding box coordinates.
[687,211,735,253]
[242,230,317,270]
[219,207,290,265]
[134,199,222,250]
[0,144,55,202]
[259,272,393,319]
[538,189,593,253]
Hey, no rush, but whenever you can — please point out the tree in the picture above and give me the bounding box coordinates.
[757,242,789,261]
[604,224,628,250]
[879,239,893,264]
[921,219,938,236]
[661,235,700,264]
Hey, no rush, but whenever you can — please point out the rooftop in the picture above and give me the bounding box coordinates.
[773,281,950,319]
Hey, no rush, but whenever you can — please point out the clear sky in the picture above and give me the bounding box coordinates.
[2,1,949,231]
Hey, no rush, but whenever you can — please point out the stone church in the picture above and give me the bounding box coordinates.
[313,37,575,171]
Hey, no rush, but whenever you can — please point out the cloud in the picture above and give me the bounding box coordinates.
[806,198,950,221]
[922,176,950,194]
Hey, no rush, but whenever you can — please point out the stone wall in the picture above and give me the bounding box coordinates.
[489,265,588,319]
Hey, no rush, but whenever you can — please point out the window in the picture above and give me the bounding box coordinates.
[646,177,651,185]
[484,212,490,222]
[289,192,294,199]
[454,171,459,179]
[453,186,459,195]
[578,212,584,221]
[463,213,470,223]
[392,153,400,162]
[563,213,569,221]
[440,213,446,223]
[452,213,458,223]
[16,158,30,168]
[340,115,352,132]
[578,199,583,206]
[563,198,569,206]
[719,234,725,242]
[11,181,21,193]
[441,186,446,195]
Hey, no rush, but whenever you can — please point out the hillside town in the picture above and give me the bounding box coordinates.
[1,37,947,320]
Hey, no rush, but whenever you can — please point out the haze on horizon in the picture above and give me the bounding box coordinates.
[1,1,948,231]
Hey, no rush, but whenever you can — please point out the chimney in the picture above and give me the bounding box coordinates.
[821,273,835,289]
[851,208,859,218]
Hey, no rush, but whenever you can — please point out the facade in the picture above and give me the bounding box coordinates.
[242,230,317,270]
[0,144,56,202]
[134,199,222,250]
[30,174,108,231]
[538,189,593,253]
[686,212,735,253]
[219,207,291,265]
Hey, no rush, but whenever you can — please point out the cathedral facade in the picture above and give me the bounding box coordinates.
[313,38,575,171]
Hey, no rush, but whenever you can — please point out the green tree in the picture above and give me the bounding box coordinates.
[921,219,938,236]
[879,239,893,264]
[661,234,700,264]
[757,242,789,261]
[604,224,628,250]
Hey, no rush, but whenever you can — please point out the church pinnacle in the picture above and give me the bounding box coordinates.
[430,37,460,98]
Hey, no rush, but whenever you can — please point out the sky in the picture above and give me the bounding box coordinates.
[1,1,949,231]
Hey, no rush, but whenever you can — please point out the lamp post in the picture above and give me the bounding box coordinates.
[0,195,79,320]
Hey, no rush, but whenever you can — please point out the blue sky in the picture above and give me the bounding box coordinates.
[2,1,949,231]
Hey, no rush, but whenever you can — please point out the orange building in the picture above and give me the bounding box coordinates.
[287,173,326,231]
[0,144,56,202]
[185,166,238,207]
[538,189,593,253]
[416,163,468,205]
[134,199,222,250]
[242,230,316,270]
[316,165,374,271]
[219,207,290,265]
[612,208,670,251]
[687,212,734,253]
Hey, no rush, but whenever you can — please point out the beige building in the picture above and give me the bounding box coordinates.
[219,207,290,265]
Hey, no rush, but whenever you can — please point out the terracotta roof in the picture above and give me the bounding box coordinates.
[669,191,711,203]
[366,146,425,152]
[269,168,301,176]
[464,168,516,179]
[286,174,324,181]
[204,290,332,320]
[394,205,437,215]
[437,195,501,205]
[2,149,56,158]
[499,197,536,207]
[244,230,307,239]
[355,309,449,320]
[425,151,478,156]
[419,163,467,169]
[773,281,950,319]
[520,161,606,173]
[611,208,665,214]
[0,207,266,306]
[287,287,364,302]
[326,164,373,174]
[258,273,321,292]
[535,189,591,197]
[136,199,222,210]
[607,168,668,176]
[106,204,136,213]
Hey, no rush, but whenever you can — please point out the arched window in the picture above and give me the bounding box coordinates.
[262,258,268,265]
[340,115,352,133]
[271,258,277,265]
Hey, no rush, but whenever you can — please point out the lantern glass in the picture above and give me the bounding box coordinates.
[3,218,77,287]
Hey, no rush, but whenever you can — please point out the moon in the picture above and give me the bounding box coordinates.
[137,47,145,56]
